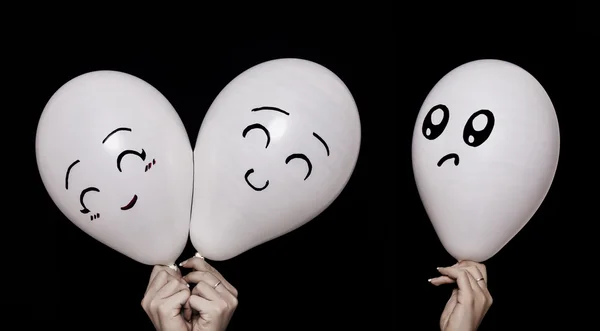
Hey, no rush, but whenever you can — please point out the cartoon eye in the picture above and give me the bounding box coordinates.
[242,123,271,148]
[80,187,100,214]
[463,109,495,147]
[422,104,450,140]
[116,149,147,172]
[285,153,313,180]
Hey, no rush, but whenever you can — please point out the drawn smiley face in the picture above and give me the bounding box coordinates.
[64,127,156,221]
[421,104,495,167]
[241,106,330,192]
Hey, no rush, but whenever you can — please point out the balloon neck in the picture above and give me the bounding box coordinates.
[167,264,178,271]
[195,252,205,259]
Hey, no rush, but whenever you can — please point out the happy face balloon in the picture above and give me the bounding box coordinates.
[191,58,361,260]
[412,59,560,262]
[36,71,193,265]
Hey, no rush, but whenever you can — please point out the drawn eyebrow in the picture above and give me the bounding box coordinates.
[312,132,330,156]
[102,127,132,144]
[251,106,289,116]
[65,160,80,190]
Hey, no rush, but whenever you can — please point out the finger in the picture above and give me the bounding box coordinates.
[192,281,222,301]
[146,266,182,293]
[188,295,212,320]
[438,267,474,291]
[428,275,455,286]
[184,271,236,298]
[462,268,486,296]
[157,288,191,319]
[463,266,487,289]
[182,299,192,322]
[181,258,238,297]
[145,270,171,299]
[457,260,487,282]
[156,278,189,300]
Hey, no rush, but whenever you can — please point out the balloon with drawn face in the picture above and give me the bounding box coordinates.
[36,71,193,266]
[191,58,361,261]
[412,59,560,262]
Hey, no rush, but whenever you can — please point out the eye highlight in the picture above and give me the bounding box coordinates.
[242,123,271,148]
[463,109,495,147]
[285,153,313,180]
[422,104,450,140]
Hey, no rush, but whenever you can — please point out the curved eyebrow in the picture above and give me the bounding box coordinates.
[65,160,80,190]
[102,127,132,144]
[251,106,289,116]
[312,132,330,156]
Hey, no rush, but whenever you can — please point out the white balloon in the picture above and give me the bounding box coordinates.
[36,71,193,265]
[412,59,560,262]
[191,58,361,260]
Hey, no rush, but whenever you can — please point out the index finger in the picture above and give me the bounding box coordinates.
[146,265,181,292]
[437,267,473,292]
[457,261,487,283]
[180,257,237,296]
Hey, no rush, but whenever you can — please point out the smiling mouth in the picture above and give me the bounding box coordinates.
[244,168,269,191]
[121,194,138,210]
[437,153,460,167]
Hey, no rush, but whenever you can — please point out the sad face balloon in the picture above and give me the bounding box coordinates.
[36,71,193,265]
[191,58,361,261]
[412,59,560,262]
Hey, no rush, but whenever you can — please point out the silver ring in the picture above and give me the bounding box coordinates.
[213,280,222,289]
[476,277,485,282]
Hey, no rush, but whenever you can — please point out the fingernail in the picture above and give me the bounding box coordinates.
[195,252,204,259]
[186,283,190,288]
[436,267,441,270]
[428,278,432,282]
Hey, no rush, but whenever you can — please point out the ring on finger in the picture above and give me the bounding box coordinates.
[213,280,222,289]
[476,277,485,282]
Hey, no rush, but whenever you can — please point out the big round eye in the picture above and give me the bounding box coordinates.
[463,109,495,147]
[422,104,449,140]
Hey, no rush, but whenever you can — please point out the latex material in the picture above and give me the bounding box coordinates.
[412,59,560,262]
[191,58,361,260]
[36,71,193,265]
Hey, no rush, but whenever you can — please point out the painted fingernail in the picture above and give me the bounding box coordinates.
[428,278,432,282]
[178,260,187,267]
[436,267,441,270]
[186,283,190,288]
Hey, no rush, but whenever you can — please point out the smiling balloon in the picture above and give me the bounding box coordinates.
[412,59,560,262]
[191,58,361,260]
[36,71,193,266]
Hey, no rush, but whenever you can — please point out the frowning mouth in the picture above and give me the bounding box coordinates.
[121,194,138,210]
[437,153,460,167]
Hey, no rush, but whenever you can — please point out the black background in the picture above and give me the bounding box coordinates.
[8,9,578,331]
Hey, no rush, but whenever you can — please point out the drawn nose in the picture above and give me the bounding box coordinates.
[244,168,269,191]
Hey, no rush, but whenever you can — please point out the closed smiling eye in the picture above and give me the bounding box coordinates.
[116,149,146,172]
[242,123,271,148]
[285,153,313,180]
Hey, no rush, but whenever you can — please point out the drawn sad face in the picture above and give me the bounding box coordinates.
[240,106,330,192]
[421,104,495,168]
[65,127,157,221]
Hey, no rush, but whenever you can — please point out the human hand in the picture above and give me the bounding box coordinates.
[180,255,238,331]
[141,265,192,331]
[429,261,493,331]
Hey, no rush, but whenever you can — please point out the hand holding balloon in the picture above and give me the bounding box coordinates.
[430,261,493,331]
[180,254,238,331]
[141,266,192,331]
